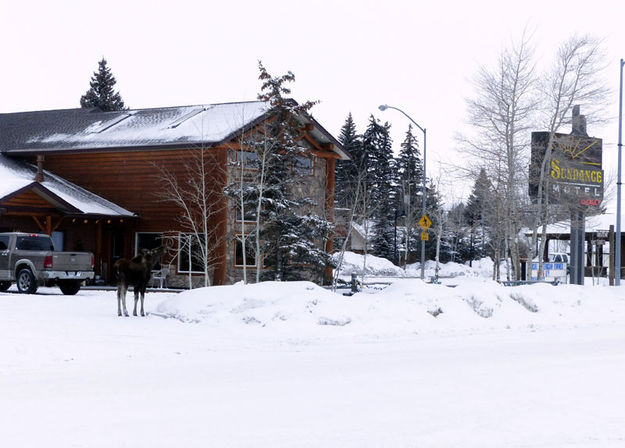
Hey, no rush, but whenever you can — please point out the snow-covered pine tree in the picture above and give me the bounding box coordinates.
[80,58,126,111]
[396,124,424,264]
[464,167,491,263]
[362,115,395,261]
[335,113,362,208]
[252,62,331,282]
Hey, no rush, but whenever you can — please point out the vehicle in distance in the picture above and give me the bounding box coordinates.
[0,232,94,295]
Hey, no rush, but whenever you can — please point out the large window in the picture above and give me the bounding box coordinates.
[178,233,206,274]
[135,232,163,252]
[136,232,163,269]
[234,236,256,267]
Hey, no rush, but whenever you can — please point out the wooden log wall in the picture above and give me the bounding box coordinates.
[41,147,229,284]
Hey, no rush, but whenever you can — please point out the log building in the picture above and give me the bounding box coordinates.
[0,101,348,286]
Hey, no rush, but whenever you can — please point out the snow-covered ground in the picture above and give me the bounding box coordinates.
[2,254,625,447]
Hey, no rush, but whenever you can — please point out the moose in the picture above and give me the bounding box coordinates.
[114,246,166,317]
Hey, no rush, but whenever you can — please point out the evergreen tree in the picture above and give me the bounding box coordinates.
[80,58,126,111]
[362,115,395,260]
[424,179,444,260]
[396,124,423,200]
[252,62,331,282]
[335,113,362,208]
[395,125,424,263]
[464,168,491,263]
[443,202,472,262]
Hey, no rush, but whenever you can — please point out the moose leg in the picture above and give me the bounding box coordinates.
[140,288,146,317]
[133,288,140,316]
[117,286,122,316]
[118,285,129,317]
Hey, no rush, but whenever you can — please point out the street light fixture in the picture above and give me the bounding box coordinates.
[379,104,427,280]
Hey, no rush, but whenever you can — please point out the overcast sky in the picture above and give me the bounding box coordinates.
[2,0,623,200]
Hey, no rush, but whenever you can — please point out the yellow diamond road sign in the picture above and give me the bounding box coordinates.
[418,214,432,229]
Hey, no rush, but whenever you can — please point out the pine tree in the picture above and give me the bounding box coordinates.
[396,125,424,263]
[464,168,491,263]
[362,115,395,261]
[424,179,443,261]
[335,113,361,208]
[252,62,331,282]
[80,58,126,111]
[396,124,423,197]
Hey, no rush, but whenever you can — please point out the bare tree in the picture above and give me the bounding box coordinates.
[463,31,537,280]
[156,146,227,288]
[332,168,364,290]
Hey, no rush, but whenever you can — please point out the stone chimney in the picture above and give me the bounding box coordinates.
[34,155,44,182]
[571,105,588,136]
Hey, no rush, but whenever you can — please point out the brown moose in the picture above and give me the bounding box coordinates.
[114,246,165,317]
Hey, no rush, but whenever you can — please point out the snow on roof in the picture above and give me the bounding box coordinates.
[1,102,270,152]
[0,155,135,217]
[0,100,349,160]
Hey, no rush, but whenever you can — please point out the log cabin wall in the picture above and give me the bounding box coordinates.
[39,147,229,285]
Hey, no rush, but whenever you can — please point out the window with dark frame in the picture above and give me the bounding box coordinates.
[136,232,163,269]
[294,155,314,175]
[178,233,206,274]
[235,151,259,169]
[136,232,163,252]
[234,236,256,267]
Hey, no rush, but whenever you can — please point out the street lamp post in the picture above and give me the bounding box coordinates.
[379,104,427,280]
[617,58,624,285]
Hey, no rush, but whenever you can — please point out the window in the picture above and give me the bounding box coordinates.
[0,236,9,251]
[235,151,259,169]
[136,232,163,269]
[234,236,256,267]
[51,231,64,251]
[178,233,206,274]
[136,232,163,253]
[16,235,54,251]
[235,203,258,222]
[294,155,314,175]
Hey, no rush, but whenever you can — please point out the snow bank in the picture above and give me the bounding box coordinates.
[332,251,407,277]
[333,251,499,279]
[155,281,355,334]
[154,277,625,337]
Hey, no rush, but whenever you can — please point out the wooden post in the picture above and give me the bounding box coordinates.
[96,220,103,277]
[609,224,615,286]
[324,158,336,284]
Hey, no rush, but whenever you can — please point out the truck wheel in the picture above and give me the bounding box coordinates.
[0,281,11,291]
[16,268,38,294]
[59,280,81,295]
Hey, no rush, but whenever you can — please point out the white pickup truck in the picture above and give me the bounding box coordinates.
[0,232,94,295]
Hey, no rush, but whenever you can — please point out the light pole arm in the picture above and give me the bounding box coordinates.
[379,104,426,135]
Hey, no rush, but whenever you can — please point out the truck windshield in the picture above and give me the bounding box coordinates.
[16,236,54,251]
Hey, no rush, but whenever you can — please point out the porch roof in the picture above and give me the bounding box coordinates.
[0,155,136,217]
